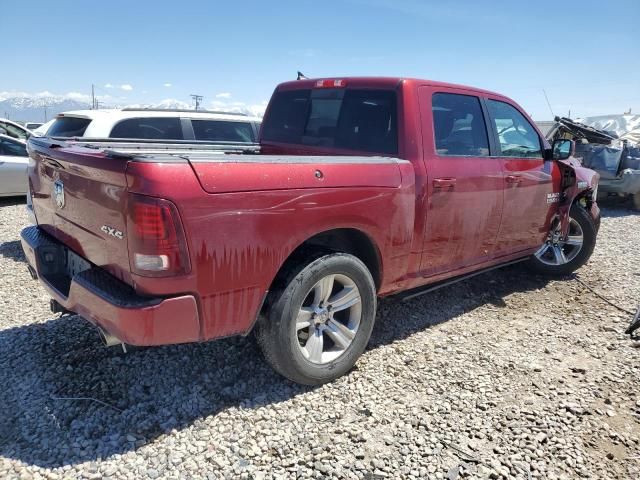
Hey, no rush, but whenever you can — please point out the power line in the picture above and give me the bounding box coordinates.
[190,94,203,111]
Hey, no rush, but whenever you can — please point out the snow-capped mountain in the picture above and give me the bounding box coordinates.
[0,93,90,122]
[0,92,267,122]
[123,98,192,110]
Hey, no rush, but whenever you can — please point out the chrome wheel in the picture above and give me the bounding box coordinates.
[534,216,584,266]
[296,273,362,365]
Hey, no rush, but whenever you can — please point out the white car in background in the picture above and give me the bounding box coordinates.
[44,108,261,146]
[0,134,28,197]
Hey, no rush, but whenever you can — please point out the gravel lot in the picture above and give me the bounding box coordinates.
[1,196,639,480]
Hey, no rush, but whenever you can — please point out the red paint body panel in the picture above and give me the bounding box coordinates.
[71,291,200,346]
[24,76,601,346]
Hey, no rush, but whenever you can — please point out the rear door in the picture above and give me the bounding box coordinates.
[485,98,561,256]
[0,137,28,195]
[418,88,504,275]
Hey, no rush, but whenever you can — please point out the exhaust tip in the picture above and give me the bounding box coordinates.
[96,326,124,348]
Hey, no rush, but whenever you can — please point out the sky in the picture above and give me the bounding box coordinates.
[2,0,639,119]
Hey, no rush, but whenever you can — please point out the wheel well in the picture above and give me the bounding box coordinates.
[267,228,382,297]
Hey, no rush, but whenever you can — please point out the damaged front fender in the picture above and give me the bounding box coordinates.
[557,157,600,237]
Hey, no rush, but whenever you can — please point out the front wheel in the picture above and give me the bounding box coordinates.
[527,204,597,276]
[256,253,376,385]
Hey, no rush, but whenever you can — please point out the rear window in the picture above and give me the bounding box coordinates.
[110,117,183,140]
[191,120,255,142]
[262,88,398,155]
[46,117,92,137]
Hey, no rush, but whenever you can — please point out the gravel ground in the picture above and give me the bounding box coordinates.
[1,196,639,480]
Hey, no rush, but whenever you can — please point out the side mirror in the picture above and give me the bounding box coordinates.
[550,138,575,160]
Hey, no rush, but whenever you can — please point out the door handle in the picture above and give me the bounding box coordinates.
[505,175,523,185]
[433,177,457,190]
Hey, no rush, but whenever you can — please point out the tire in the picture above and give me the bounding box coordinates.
[256,253,376,385]
[527,204,597,276]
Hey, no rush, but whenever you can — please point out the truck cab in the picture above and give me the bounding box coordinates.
[260,77,599,279]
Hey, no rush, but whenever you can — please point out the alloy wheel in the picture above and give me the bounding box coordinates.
[534,216,584,266]
[295,273,362,364]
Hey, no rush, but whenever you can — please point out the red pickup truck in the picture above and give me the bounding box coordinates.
[21,77,600,385]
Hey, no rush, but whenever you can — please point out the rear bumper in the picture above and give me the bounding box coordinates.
[20,226,201,346]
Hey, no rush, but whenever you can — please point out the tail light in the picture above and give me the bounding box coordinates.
[126,193,190,277]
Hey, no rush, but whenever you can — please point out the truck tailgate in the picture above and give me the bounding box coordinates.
[28,139,132,284]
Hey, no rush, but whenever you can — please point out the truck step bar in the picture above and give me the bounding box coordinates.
[397,258,528,302]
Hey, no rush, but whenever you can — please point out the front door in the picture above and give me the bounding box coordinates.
[484,98,562,256]
[418,88,504,275]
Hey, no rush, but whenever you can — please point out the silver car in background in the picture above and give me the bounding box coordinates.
[0,134,28,197]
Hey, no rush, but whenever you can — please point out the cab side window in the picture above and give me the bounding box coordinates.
[432,93,489,157]
[487,100,542,158]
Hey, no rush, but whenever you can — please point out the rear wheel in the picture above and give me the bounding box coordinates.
[256,253,376,385]
[527,204,596,276]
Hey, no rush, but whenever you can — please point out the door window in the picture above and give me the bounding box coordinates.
[110,117,183,140]
[0,138,28,156]
[432,93,489,157]
[0,122,28,140]
[487,100,542,158]
[191,120,255,142]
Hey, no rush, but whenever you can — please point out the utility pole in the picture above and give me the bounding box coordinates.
[44,105,48,122]
[92,84,96,109]
[190,94,203,111]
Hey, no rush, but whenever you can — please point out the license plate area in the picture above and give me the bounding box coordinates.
[66,249,91,278]
[38,245,92,298]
